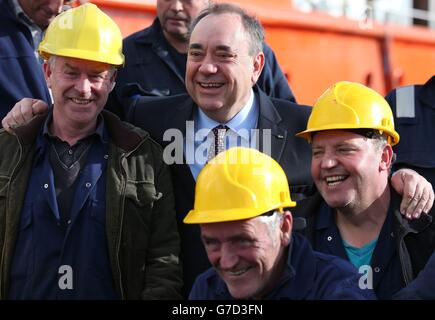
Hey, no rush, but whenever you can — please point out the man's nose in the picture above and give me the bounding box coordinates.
[320,152,338,169]
[219,245,239,270]
[198,56,218,75]
[169,0,184,12]
[74,75,92,95]
[48,0,64,15]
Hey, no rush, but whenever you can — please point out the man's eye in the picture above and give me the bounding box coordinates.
[217,53,234,59]
[236,238,251,246]
[189,51,203,57]
[338,148,354,153]
[204,239,219,248]
[90,75,105,81]
[64,71,78,77]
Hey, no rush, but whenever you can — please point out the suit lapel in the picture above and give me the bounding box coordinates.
[256,87,288,163]
[164,98,197,212]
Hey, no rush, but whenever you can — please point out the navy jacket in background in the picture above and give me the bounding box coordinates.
[106,18,296,119]
[394,251,435,300]
[0,0,51,122]
[385,76,435,188]
[189,233,375,300]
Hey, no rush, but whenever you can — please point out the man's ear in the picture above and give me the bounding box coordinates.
[43,61,52,88]
[380,144,394,172]
[280,210,293,246]
[251,51,265,85]
[109,70,118,92]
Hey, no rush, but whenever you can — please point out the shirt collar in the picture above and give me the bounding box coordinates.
[42,110,107,145]
[316,200,336,230]
[195,89,258,136]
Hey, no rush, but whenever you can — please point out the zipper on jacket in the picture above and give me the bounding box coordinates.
[116,153,127,300]
[397,226,414,286]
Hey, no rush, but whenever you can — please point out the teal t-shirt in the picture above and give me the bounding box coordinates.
[343,238,378,269]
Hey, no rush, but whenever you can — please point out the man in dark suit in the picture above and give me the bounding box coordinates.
[126,4,311,296]
[128,87,312,296]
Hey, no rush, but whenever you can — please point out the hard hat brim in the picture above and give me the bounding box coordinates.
[183,200,296,224]
[39,48,124,66]
[296,125,400,146]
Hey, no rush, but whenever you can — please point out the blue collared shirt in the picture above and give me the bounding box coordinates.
[186,89,259,180]
[8,116,118,299]
[313,200,405,299]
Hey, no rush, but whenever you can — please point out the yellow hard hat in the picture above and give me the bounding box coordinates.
[184,147,296,224]
[39,3,124,66]
[297,81,400,146]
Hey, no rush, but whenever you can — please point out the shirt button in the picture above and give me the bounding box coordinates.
[390,232,395,238]
[67,220,71,225]
[85,182,92,188]
[327,236,332,241]
[68,149,73,155]
[104,154,109,160]
[43,183,49,189]
[374,267,381,273]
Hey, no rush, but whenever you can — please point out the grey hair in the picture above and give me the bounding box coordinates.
[256,211,283,247]
[47,55,57,69]
[369,133,396,170]
[370,132,388,151]
[190,3,265,56]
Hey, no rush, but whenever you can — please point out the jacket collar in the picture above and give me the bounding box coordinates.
[255,85,288,163]
[13,109,147,153]
[134,18,185,84]
[135,18,162,45]
[308,185,433,233]
[390,188,433,234]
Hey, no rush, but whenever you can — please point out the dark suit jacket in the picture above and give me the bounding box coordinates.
[127,86,313,296]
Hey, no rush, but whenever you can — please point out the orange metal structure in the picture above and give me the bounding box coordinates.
[91,0,435,105]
